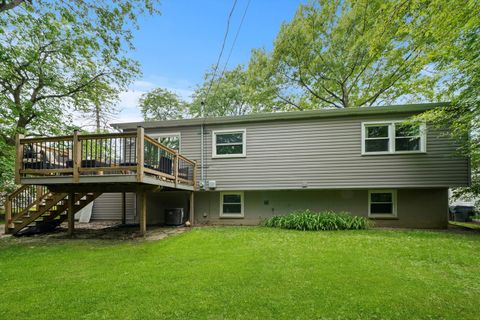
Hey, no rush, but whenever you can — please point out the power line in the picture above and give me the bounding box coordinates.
[211,0,252,98]
[203,0,238,107]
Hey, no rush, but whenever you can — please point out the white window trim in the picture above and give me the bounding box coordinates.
[368,190,397,218]
[212,129,247,158]
[148,132,181,152]
[219,191,244,218]
[361,121,427,155]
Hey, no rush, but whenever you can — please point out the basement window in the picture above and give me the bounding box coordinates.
[361,121,426,155]
[368,190,397,218]
[212,129,246,158]
[220,192,244,218]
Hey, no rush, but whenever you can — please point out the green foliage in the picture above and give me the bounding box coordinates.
[264,209,371,231]
[139,88,186,121]
[412,0,480,199]
[190,65,254,117]
[0,0,160,192]
[241,0,439,111]
[0,0,160,141]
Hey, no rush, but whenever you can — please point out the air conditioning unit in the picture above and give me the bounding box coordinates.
[165,208,185,226]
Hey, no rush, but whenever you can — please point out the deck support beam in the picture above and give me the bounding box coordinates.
[73,130,80,183]
[14,133,24,184]
[137,191,147,236]
[136,126,144,183]
[67,192,75,236]
[4,196,11,234]
[189,191,194,226]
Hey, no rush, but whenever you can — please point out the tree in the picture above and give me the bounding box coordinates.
[410,0,480,200]
[0,1,159,144]
[0,0,27,12]
[0,1,160,190]
[190,65,255,117]
[139,88,186,121]
[80,83,119,133]
[248,0,438,110]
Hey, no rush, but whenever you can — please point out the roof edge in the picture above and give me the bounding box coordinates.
[112,102,449,130]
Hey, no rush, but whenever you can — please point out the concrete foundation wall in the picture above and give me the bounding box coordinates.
[193,188,449,229]
[93,188,448,229]
[139,191,191,225]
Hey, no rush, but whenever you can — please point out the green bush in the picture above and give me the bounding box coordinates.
[264,210,371,231]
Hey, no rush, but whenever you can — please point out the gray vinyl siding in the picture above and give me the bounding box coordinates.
[91,193,136,222]
[142,112,469,190]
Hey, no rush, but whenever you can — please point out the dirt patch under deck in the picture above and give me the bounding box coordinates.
[1,221,189,241]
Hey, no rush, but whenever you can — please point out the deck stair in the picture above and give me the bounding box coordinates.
[5,185,102,235]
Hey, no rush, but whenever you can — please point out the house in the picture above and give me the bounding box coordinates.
[107,102,468,229]
[4,102,470,235]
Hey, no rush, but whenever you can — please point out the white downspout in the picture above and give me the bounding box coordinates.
[200,101,205,189]
[200,123,204,188]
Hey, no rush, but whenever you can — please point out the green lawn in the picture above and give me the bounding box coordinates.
[1,227,479,319]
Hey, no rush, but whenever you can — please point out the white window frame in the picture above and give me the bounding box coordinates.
[149,132,181,152]
[361,121,426,155]
[220,191,244,218]
[212,129,246,158]
[368,190,397,218]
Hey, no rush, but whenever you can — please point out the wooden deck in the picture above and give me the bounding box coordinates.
[5,128,197,236]
[15,127,197,191]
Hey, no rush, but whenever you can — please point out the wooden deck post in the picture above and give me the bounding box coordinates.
[35,186,43,211]
[73,130,80,183]
[174,150,179,188]
[193,160,198,190]
[122,192,126,225]
[15,133,24,184]
[137,191,147,236]
[67,192,75,236]
[136,127,144,183]
[4,195,12,234]
[189,191,194,226]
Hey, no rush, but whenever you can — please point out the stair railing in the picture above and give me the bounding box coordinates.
[5,185,49,233]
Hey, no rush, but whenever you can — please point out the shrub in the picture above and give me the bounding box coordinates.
[264,209,371,231]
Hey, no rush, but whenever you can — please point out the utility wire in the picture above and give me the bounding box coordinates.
[201,0,238,184]
[211,0,252,100]
[203,0,238,107]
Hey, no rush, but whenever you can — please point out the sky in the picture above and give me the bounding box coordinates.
[114,0,304,123]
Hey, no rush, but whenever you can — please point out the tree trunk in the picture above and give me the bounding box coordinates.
[95,103,101,133]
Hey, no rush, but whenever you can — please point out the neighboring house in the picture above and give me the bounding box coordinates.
[88,102,468,229]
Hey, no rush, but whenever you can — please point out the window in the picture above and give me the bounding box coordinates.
[361,121,426,154]
[220,192,244,218]
[212,129,246,158]
[395,123,421,152]
[364,124,390,152]
[151,133,181,151]
[368,190,397,218]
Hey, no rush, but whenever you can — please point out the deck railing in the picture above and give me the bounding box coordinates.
[4,185,49,230]
[15,127,197,187]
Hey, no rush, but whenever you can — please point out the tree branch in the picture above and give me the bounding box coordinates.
[274,92,303,111]
[34,72,107,102]
[0,0,27,12]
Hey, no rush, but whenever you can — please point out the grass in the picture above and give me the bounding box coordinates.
[450,220,480,230]
[1,227,480,319]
